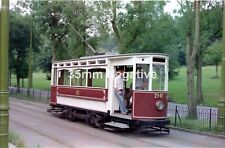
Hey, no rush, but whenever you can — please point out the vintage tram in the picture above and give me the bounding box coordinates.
[48,53,170,133]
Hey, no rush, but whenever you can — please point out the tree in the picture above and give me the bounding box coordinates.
[32,1,68,61]
[63,1,97,57]
[196,2,223,103]
[204,41,223,78]
[94,1,180,78]
[9,12,40,91]
[178,0,200,118]
[217,0,225,131]
[9,12,30,91]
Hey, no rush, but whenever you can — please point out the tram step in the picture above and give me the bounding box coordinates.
[105,122,129,129]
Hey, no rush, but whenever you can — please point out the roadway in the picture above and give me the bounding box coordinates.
[10,98,225,148]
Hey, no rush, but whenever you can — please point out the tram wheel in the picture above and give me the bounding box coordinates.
[67,108,77,122]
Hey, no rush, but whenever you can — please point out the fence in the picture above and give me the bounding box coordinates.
[168,105,225,135]
[9,87,50,104]
[9,86,225,135]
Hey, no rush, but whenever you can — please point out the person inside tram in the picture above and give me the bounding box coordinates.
[135,66,148,90]
[126,67,148,108]
[114,66,128,115]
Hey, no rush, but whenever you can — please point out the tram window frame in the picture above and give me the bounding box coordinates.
[87,68,106,88]
[152,64,166,91]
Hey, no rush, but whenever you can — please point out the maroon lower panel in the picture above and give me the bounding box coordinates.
[50,86,57,104]
[132,91,168,119]
[57,86,108,102]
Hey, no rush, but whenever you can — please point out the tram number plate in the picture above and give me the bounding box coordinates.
[154,93,164,99]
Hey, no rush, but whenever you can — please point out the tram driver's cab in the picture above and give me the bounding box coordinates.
[112,55,168,119]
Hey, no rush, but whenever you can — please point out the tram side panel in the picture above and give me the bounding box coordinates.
[50,86,109,113]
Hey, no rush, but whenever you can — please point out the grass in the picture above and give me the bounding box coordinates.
[10,66,221,107]
[169,66,220,107]
[9,131,26,148]
[169,116,221,133]
[11,72,51,91]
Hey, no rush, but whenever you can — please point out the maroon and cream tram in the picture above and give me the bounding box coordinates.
[48,53,170,133]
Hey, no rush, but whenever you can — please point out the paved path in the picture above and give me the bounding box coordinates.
[10,98,225,148]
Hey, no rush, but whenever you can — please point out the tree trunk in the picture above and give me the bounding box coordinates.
[22,79,24,87]
[186,36,197,118]
[52,40,57,62]
[186,0,200,118]
[216,64,219,78]
[196,53,203,104]
[16,75,20,93]
[9,69,12,86]
[28,16,33,96]
[111,1,123,51]
[217,0,225,131]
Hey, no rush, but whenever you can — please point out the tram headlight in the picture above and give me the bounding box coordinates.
[155,100,165,111]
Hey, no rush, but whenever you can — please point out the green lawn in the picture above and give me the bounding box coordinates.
[11,72,51,91]
[169,66,220,107]
[11,66,221,107]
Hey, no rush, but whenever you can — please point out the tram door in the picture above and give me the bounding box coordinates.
[113,66,133,112]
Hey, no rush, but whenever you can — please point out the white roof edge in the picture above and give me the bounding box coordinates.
[53,53,169,63]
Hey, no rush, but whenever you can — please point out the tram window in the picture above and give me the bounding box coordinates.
[71,69,87,86]
[87,68,106,88]
[152,65,165,90]
[125,72,133,89]
[153,57,165,63]
[135,64,149,90]
[58,70,70,86]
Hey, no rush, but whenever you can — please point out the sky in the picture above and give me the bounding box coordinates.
[164,0,179,15]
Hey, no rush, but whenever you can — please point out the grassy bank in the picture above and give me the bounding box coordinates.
[9,131,26,148]
[169,66,220,107]
[11,66,221,107]
[11,72,51,91]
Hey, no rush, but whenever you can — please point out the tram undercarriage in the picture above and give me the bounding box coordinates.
[47,104,170,134]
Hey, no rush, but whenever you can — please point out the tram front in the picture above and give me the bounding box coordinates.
[131,56,169,130]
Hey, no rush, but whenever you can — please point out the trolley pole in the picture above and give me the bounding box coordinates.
[0,0,9,147]
[218,2,225,131]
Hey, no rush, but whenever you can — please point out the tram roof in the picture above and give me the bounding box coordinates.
[53,53,168,63]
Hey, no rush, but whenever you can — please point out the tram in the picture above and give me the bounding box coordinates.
[48,53,170,133]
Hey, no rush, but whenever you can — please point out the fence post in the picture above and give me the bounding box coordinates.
[32,89,34,101]
[20,87,21,98]
[47,91,50,101]
[175,105,177,127]
[39,90,41,102]
[209,109,212,131]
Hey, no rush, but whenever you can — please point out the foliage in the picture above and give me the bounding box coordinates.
[9,12,30,81]
[204,41,222,66]
[92,1,180,79]
[9,11,41,87]
[32,1,69,61]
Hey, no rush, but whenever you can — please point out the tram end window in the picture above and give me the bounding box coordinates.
[152,64,165,91]
[135,64,150,91]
